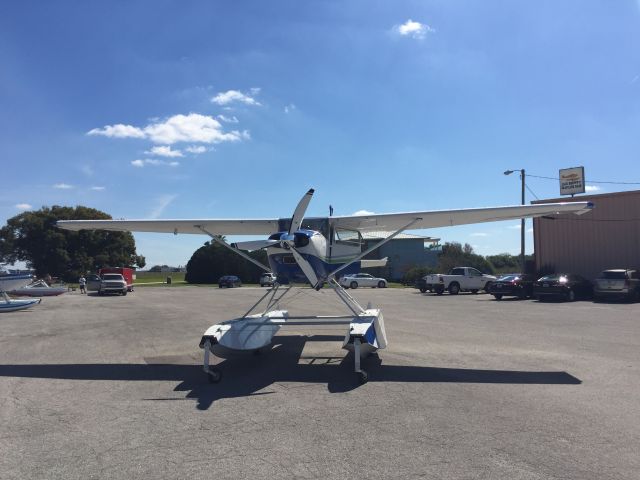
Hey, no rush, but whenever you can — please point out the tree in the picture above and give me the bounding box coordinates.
[185,240,267,284]
[0,206,145,281]
[436,242,494,274]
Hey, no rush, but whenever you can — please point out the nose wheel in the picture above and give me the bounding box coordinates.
[207,368,222,384]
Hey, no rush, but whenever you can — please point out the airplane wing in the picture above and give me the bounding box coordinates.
[56,202,593,236]
[56,218,281,236]
[330,202,593,233]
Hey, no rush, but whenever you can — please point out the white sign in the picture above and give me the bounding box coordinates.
[559,167,585,195]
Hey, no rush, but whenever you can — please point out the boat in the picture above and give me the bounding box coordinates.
[0,269,34,293]
[1,291,41,312]
[10,279,66,297]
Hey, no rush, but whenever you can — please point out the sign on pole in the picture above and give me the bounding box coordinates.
[559,167,585,195]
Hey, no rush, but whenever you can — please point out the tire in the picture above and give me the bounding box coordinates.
[378,281,386,288]
[566,289,576,302]
[493,294,503,300]
[484,282,493,293]
[448,283,460,295]
[471,289,479,294]
[419,287,427,293]
[350,281,358,289]
[122,290,127,296]
[435,286,445,295]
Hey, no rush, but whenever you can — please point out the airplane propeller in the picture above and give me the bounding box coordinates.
[232,188,320,287]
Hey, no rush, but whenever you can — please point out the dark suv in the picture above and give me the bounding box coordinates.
[218,275,242,288]
[594,269,639,302]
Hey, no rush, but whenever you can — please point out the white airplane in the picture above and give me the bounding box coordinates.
[57,190,593,384]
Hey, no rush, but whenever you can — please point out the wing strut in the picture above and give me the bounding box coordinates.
[195,226,271,272]
[323,217,422,285]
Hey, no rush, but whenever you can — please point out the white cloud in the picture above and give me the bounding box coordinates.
[145,145,184,157]
[149,194,178,219]
[90,186,106,191]
[15,203,32,210]
[186,145,207,154]
[395,19,435,40]
[131,159,180,168]
[217,114,239,123]
[470,232,489,237]
[53,183,73,189]
[352,210,375,216]
[87,124,145,139]
[88,113,246,145]
[284,104,296,114]
[585,185,601,192]
[211,89,261,106]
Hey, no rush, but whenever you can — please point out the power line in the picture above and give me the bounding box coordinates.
[524,183,539,200]
[527,174,640,185]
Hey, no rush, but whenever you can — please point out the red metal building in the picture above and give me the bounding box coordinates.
[533,190,640,279]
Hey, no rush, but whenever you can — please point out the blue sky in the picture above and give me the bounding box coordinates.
[2,1,640,268]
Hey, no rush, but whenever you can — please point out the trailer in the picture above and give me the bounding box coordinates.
[98,267,135,292]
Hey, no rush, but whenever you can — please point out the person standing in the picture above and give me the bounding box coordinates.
[79,275,86,294]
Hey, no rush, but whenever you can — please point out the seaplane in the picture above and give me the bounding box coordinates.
[57,190,593,384]
[0,268,41,312]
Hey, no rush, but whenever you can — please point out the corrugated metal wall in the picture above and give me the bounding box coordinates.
[533,190,640,279]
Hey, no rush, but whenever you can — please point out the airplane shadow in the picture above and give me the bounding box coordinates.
[0,335,581,410]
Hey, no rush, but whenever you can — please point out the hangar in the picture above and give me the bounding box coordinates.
[533,189,640,279]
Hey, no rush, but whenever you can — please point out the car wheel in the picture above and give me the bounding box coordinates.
[470,289,479,294]
[378,281,386,288]
[419,287,427,293]
[484,282,493,293]
[448,283,460,295]
[493,294,502,300]
[566,289,576,302]
[435,286,445,295]
[122,290,127,296]
[350,281,358,289]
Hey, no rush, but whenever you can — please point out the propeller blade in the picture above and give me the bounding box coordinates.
[289,247,319,287]
[288,188,314,235]
[231,239,279,251]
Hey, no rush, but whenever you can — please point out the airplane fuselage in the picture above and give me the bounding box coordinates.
[265,228,362,283]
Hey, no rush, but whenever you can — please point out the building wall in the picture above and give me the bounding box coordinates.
[533,190,640,279]
[363,238,439,280]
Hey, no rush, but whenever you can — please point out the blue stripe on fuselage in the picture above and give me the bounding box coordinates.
[268,253,361,284]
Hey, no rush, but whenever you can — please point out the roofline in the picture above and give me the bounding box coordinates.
[531,188,640,204]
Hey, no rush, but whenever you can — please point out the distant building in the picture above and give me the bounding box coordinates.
[361,231,440,281]
[533,189,640,279]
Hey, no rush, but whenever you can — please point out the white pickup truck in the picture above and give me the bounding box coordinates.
[423,267,496,295]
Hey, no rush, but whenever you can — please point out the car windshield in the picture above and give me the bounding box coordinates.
[600,271,626,280]
[102,274,122,280]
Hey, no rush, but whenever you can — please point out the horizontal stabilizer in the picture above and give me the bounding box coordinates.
[361,258,388,268]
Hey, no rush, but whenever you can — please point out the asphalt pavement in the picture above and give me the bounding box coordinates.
[1,286,638,479]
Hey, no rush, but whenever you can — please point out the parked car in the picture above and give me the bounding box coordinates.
[533,273,592,301]
[415,276,430,293]
[98,273,128,296]
[490,274,535,300]
[339,273,387,289]
[259,272,277,287]
[218,275,242,288]
[594,269,640,302]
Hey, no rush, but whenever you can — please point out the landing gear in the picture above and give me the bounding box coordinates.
[203,339,223,384]
[207,368,222,383]
[353,337,369,385]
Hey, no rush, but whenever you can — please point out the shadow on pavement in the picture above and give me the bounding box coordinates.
[0,335,581,410]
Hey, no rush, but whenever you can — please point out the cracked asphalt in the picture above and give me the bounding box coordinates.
[1,286,639,479]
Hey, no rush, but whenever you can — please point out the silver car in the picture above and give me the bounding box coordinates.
[594,269,639,302]
[339,273,388,289]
